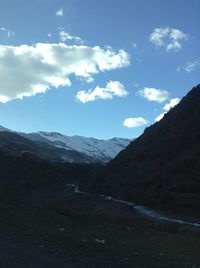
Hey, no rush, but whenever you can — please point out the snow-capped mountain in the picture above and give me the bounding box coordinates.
[22,132,131,163]
[0,125,131,164]
[0,130,95,164]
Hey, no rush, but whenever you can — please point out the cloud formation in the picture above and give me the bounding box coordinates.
[123,117,149,128]
[155,97,180,122]
[56,9,64,16]
[138,87,169,103]
[0,43,130,103]
[0,27,14,38]
[155,112,166,122]
[150,27,187,52]
[177,60,200,73]
[76,81,128,103]
[163,98,180,111]
[59,30,82,43]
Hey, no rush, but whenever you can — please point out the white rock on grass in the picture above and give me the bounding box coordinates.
[94,238,106,244]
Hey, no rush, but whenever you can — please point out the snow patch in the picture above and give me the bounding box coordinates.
[27,132,131,163]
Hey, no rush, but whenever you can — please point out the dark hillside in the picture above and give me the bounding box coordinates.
[86,85,200,216]
[0,150,101,205]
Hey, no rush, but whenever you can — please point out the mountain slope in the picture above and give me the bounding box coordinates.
[0,125,11,132]
[87,85,200,215]
[0,130,95,164]
[0,127,131,164]
[22,132,131,163]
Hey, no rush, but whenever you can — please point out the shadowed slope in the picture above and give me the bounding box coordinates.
[87,85,200,216]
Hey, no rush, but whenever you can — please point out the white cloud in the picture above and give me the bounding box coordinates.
[155,97,180,122]
[123,117,149,128]
[155,112,166,122]
[59,30,82,43]
[177,60,200,73]
[48,33,52,38]
[56,8,64,16]
[0,27,14,38]
[0,43,130,103]
[166,40,181,51]
[163,98,180,111]
[76,81,128,103]
[0,96,9,103]
[138,87,169,103]
[150,27,187,52]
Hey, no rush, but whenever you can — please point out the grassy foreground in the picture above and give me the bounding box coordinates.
[0,181,200,268]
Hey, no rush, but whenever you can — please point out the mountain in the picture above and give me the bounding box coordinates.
[0,147,101,207]
[0,127,131,164]
[0,125,11,132]
[86,85,200,216]
[0,130,95,164]
[21,131,131,164]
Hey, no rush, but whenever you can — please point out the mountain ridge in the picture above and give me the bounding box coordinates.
[85,84,200,216]
[0,126,131,164]
[20,131,131,164]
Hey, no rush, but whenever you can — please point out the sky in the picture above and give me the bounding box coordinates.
[0,0,199,139]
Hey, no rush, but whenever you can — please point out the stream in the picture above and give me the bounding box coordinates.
[66,183,200,228]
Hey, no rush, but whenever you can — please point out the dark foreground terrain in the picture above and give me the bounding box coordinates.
[0,175,200,268]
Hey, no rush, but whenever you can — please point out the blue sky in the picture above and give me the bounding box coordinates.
[0,0,199,139]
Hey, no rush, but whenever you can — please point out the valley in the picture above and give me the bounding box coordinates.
[0,1,199,266]
[0,85,200,267]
